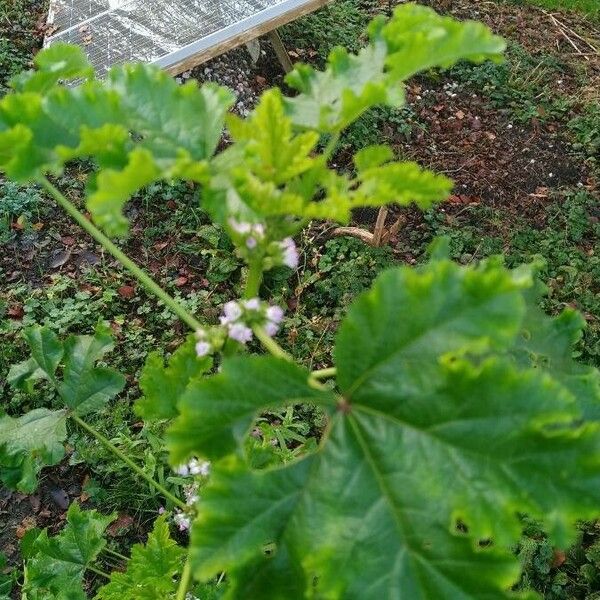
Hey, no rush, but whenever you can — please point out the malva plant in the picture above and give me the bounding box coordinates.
[1,3,600,598]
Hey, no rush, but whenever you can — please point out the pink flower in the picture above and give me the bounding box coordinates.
[228,322,253,344]
[195,341,211,357]
[280,237,299,269]
[266,305,284,324]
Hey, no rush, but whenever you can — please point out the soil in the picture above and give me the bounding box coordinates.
[1,0,599,592]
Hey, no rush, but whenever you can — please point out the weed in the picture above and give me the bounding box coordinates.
[0,182,45,243]
[569,103,600,167]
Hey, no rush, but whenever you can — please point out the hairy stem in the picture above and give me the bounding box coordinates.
[311,367,337,380]
[103,547,129,562]
[253,326,292,361]
[244,259,264,299]
[70,414,186,510]
[176,557,193,600]
[39,177,204,332]
[87,565,110,579]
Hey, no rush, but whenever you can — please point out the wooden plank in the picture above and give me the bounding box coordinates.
[164,0,330,75]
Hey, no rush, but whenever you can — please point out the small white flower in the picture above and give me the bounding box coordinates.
[188,459,211,476]
[246,237,257,249]
[243,298,261,311]
[195,341,211,357]
[228,322,253,344]
[264,320,279,337]
[280,237,299,269]
[228,219,252,234]
[266,305,284,324]
[252,223,265,237]
[173,511,191,531]
[175,464,190,476]
[158,506,165,514]
[222,300,242,323]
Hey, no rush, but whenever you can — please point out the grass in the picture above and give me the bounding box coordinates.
[507,0,600,17]
[1,0,599,595]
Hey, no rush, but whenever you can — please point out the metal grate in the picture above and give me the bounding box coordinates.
[46,0,324,75]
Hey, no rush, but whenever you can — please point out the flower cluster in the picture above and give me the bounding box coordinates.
[278,237,299,269]
[228,218,265,250]
[218,298,285,345]
[174,458,211,477]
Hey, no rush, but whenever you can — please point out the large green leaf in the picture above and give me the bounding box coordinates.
[23,503,114,600]
[167,356,334,464]
[334,258,530,398]
[184,259,600,598]
[136,335,213,421]
[0,409,67,493]
[381,4,506,81]
[5,325,124,492]
[96,514,185,600]
[10,324,125,416]
[0,58,233,236]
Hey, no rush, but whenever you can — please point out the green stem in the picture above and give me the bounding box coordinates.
[39,177,204,332]
[244,260,264,299]
[322,132,341,162]
[176,557,193,600]
[311,367,337,380]
[70,414,186,510]
[103,547,128,562]
[253,326,292,361]
[87,565,110,579]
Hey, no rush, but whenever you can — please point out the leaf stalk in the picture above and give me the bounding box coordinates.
[70,413,186,510]
[39,177,204,332]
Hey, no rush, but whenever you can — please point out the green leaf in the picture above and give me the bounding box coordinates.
[167,356,334,464]
[59,324,126,416]
[349,159,453,211]
[284,4,504,133]
[334,258,530,398]
[0,409,67,493]
[87,148,160,237]
[513,288,600,421]
[12,42,93,93]
[96,514,185,600]
[187,257,600,597]
[24,326,64,384]
[380,4,506,81]
[12,325,125,416]
[285,40,400,133]
[136,335,213,421]
[228,89,319,185]
[23,503,114,600]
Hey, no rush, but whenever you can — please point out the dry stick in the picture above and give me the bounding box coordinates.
[372,206,389,247]
[549,13,599,53]
[547,13,590,60]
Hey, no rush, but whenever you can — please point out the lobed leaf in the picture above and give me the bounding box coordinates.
[186,258,600,598]
[167,356,335,464]
[23,503,115,600]
[96,514,185,600]
[0,409,67,493]
[136,335,213,421]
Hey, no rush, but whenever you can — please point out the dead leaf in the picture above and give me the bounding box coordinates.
[106,513,134,537]
[174,276,188,287]
[49,249,71,269]
[16,516,37,539]
[32,222,44,231]
[552,549,566,568]
[7,304,24,319]
[455,110,466,120]
[61,235,76,246]
[118,285,136,299]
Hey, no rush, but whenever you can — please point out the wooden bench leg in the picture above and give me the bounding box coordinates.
[266,29,294,73]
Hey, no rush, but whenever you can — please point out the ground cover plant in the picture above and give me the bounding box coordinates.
[4,1,597,597]
[0,5,600,598]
